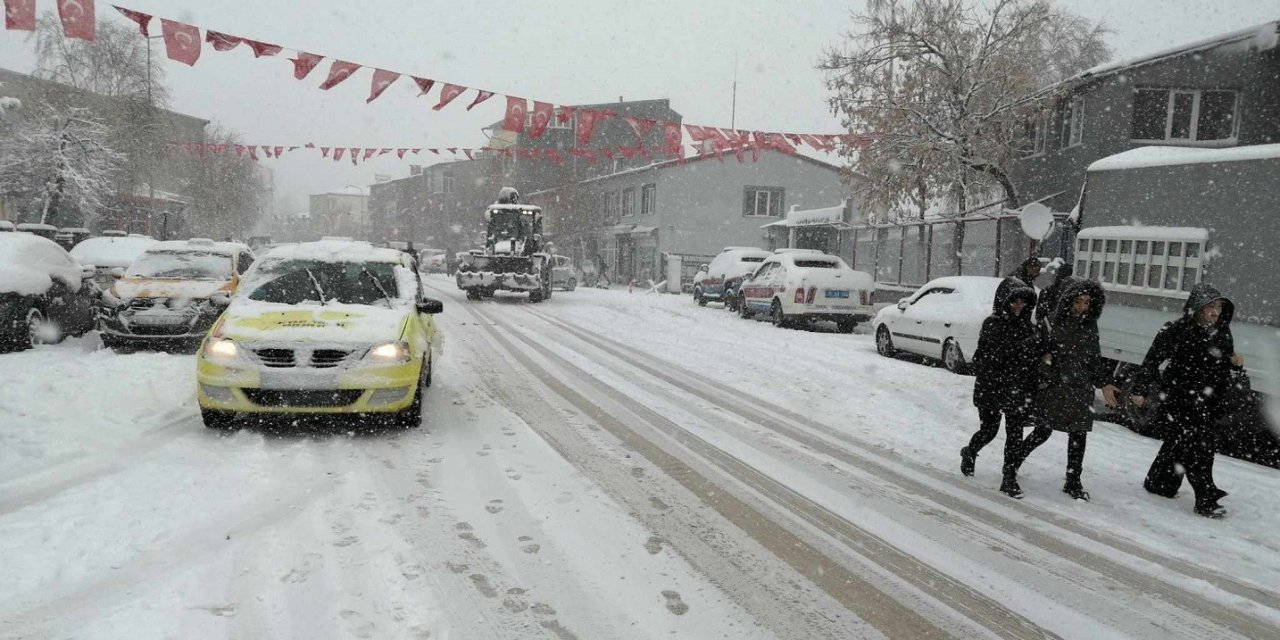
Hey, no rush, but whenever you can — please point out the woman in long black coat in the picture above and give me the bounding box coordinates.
[961,283,1040,497]
[1013,277,1118,500]
[1131,284,1243,518]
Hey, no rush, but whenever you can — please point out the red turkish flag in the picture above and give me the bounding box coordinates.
[245,40,282,57]
[411,148,421,154]
[446,148,457,155]
[600,147,615,160]
[817,134,838,150]
[556,106,576,123]
[367,69,400,103]
[396,149,408,159]
[785,133,805,146]
[800,134,825,151]
[5,0,36,31]
[161,20,201,66]
[528,101,553,139]
[465,90,494,111]
[502,96,527,134]
[319,61,360,90]
[319,147,330,158]
[261,146,273,158]
[429,149,439,155]
[233,145,246,157]
[247,147,259,161]
[411,77,435,95]
[113,6,150,36]
[274,146,284,157]
[350,148,361,162]
[432,84,465,111]
[363,148,377,160]
[576,110,602,146]
[291,52,323,80]
[545,149,563,164]
[57,0,94,41]
[209,144,226,155]
[662,122,683,157]
[463,149,474,160]
[624,117,655,141]
[333,148,344,161]
[206,31,241,52]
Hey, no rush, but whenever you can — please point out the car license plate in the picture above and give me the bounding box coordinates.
[128,313,185,326]
[824,290,849,299]
[260,370,338,390]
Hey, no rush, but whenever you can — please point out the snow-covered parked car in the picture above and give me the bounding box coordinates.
[689,263,709,296]
[738,250,874,332]
[98,238,255,351]
[698,247,771,309]
[550,254,577,291]
[195,240,443,430]
[0,232,99,351]
[68,234,157,290]
[873,276,1004,373]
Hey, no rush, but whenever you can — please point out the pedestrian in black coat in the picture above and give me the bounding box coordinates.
[1012,277,1119,500]
[1131,284,1244,518]
[993,256,1042,314]
[961,283,1040,492]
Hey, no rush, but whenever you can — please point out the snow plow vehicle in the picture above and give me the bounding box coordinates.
[455,188,553,302]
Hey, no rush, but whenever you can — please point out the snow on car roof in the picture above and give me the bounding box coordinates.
[68,236,158,268]
[259,240,409,265]
[917,276,1005,303]
[0,231,82,296]
[146,239,246,255]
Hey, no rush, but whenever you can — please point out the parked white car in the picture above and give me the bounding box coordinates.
[698,247,771,309]
[872,276,1004,373]
[738,250,874,332]
[69,234,158,290]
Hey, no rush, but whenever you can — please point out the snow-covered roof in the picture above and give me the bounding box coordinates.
[1087,143,1280,172]
[316,186,371,197]
[1077,226,1210,242]
[16,223,57,232]
[1063,21,1279,88]
[761,201,849,229]
[257,240,408,265]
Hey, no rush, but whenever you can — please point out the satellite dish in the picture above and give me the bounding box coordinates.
[1019,203,1054,241]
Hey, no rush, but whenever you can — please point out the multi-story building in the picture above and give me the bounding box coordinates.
[309,187,370,239]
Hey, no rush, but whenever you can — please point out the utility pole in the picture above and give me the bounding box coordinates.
[730,51,738,130]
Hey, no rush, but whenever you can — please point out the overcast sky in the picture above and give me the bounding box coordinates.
[1,0,1276,214]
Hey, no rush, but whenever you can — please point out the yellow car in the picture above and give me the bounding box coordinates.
[196,241,442,429]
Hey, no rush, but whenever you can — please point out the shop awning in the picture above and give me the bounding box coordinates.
[610,223,657,235]
[760,201,851,230]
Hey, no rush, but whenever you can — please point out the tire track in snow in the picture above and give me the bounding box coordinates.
[456,298,1032,640]
[0,410,198,516]
[518,307,1280,637]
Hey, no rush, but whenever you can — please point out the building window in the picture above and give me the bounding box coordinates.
[1131,88,1238,143]
[622,187,636,218]
[443,174,455,194]
[1023,113,1049,157]
[641,184,656,216]
[1061,97,1084,148]
[1075,228,1207,298]
[743,186,784,217]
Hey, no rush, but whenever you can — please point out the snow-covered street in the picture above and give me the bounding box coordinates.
[2,276,1279,639]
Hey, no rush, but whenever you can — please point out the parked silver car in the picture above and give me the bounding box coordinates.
[550,255,577,291]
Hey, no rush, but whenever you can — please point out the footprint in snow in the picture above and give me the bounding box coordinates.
[334,536,359,548]
[486,499,504,514]
[469,573,498,598]
[644,536,665,555]
[662,590,689,616]
[505,468,523,481]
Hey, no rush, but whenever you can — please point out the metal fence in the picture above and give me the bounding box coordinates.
[849,213,1038,294]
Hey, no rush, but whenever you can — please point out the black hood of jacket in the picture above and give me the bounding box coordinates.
[1050,277,1106,323]
[992,281,1037,316]
[1182,283,1234,328]
[1010,256,1041,284]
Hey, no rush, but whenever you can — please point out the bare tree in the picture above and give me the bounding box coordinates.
[822,0,1110,223]
[33,12,168,106]
[177,126,269,240]
[0,107,127,226]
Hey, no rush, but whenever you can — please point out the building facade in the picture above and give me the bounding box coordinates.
[308,187,370,239]
[526,151,852,284]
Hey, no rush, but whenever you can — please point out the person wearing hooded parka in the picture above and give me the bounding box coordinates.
[1012,277,1119,500]
[1130,284,1244,518]
[993,256,1042,315]
[961,282,1040,495]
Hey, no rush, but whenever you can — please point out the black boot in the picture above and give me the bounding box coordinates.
[1063,477,1090,501]
[960,447,976,477]
[1143,478,1178,499]
[999,474,1023,499]
[1195,502,1227,519]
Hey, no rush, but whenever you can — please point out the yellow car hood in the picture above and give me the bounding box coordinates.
[114,277,232,301]
[218,303,410,345]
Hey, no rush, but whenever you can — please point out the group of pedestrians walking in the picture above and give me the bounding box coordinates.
[961,257,1246,518]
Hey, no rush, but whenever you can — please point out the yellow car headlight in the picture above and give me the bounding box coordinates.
[203,337,241,364]
[365,341,411,364]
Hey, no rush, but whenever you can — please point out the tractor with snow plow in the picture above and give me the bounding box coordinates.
[455,188,553,302]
